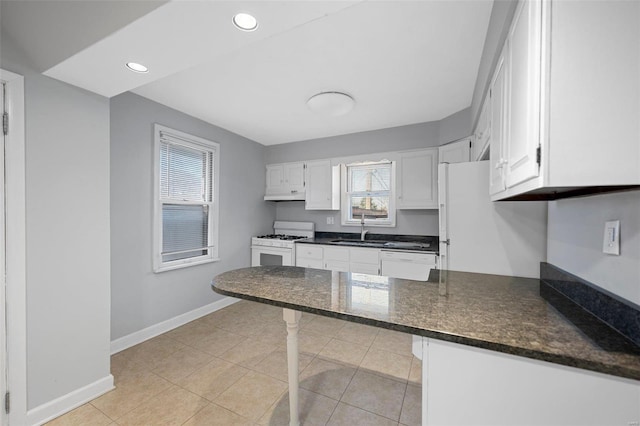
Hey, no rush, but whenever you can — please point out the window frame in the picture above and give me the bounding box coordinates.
[341,160,396,227]
[153,124,220,273]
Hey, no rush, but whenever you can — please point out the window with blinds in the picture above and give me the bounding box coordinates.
[342,161,396,226]
[153,124,220,272]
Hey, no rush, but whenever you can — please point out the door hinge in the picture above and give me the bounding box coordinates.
[2,112,8,136]
[4,392,9,414]
[536,146,541,166]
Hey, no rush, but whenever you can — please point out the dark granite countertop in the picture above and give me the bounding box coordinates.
[211,266,640,381]
[297,232,439,253]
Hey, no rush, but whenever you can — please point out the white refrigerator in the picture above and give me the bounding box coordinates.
[438,161,547,278]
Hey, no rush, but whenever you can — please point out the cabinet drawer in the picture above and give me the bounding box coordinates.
[350,247,380,264]
[296,257,323,269]
[324,246,350,261]
[380,250,437,265]
[296,245,323,259]
[350,262,379,275]
[325,259,349,272]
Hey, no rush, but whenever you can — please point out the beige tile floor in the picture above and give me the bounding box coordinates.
[47,300,422,426]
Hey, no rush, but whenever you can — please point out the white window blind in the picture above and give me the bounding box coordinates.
[154,125,220,272]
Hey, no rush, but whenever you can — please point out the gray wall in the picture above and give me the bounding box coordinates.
[1,33,112,409]
[438,107,471,145]
[469,0,519,127]
[110,93,274,340]
[547,190,640,305]
[266,111,471,235]
[265,120,441,164]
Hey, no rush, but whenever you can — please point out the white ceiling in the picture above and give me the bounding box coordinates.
[4,0,493,146]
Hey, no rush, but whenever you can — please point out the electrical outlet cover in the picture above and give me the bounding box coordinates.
[602,220,620,255]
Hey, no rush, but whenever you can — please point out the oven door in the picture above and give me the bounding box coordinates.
[251,245,294,267]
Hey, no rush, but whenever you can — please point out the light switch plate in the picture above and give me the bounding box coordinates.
[602,220,620,255]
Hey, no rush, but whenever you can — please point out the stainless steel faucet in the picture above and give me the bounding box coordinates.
[360,213,369,241]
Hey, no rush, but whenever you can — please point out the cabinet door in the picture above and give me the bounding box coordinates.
[284,162,306,195]
[397,149,438,209]
[473,96,491,161]
[305,160,339,210]
[489,46,508,195]
[265,164,284,195]
[350,262,379,275]
[350,247,379,265]
[325,260,350,272]
[296,257,323,269]
[505,0,542,188]
[439,138,471,164]
[324,246,349,262]
[296,245,323,260]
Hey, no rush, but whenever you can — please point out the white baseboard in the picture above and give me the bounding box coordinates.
[27,374,114,426]
[110,296,239,355]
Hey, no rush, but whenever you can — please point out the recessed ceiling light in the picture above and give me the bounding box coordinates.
[307,92,355,117]
[233,13,258,31]
[126,62,149,73]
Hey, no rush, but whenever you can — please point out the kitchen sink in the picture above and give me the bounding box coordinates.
[329,239,430,249]
[330,239,387,248]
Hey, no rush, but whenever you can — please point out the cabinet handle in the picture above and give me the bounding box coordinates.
[495,159,507,169]
[291,190,298,193]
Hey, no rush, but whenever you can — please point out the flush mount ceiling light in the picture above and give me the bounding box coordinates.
[306,91,355,117]
[125,62,149,73]
[233,13,258,31]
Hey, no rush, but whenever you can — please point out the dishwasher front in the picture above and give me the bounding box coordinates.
[380,250,437,281]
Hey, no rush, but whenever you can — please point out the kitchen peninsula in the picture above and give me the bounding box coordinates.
[212,266,640,426]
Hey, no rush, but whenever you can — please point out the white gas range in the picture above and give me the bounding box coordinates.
[251,221,315,267]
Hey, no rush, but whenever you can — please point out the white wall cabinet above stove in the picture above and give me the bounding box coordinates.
[438,138,472,164]
[490,0,640,201]
[396,148,439,210]
[265,162,306,200]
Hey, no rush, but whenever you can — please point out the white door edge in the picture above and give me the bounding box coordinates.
[1,68,27,426]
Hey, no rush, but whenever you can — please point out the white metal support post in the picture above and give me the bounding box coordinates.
[282,308,302,426]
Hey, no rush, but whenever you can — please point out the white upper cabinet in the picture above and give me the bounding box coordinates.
[439,138,472,164]
[264,162,306,200]
[265,164,285,195]
[489,44,509,196]
[491,0,640,200]
[504,0,542,189]
[305,159,340,210]
[473,92,491,161]
[397,148,439,209]
[284,163,305,194]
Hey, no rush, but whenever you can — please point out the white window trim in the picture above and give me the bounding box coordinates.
[153,124,220,273]
[341,161,396,227]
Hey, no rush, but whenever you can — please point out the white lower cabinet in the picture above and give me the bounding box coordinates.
[296,243,436,281]
[416,338,640,426]
[295,245,323,269]
[323,246,350,271]
[349,247,381,275]
[380,251,436,281]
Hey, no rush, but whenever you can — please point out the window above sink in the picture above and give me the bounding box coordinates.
[341,160,396,227]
